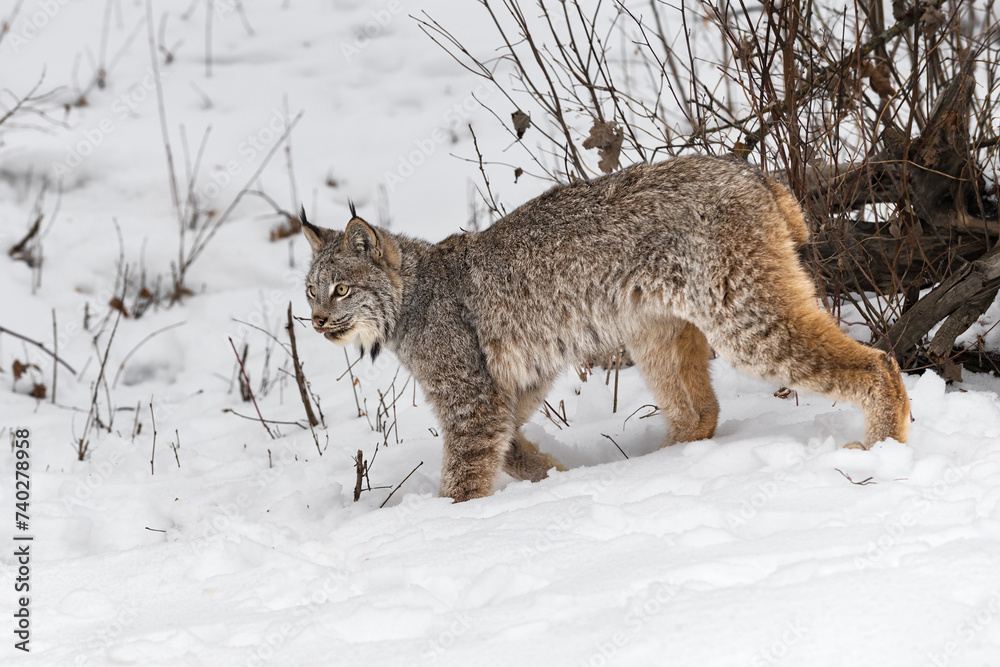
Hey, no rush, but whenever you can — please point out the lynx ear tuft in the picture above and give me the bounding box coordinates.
[301,209,330,254]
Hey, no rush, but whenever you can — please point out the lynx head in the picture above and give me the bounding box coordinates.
[301,204,402,360]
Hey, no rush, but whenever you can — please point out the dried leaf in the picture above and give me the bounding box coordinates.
[30,383,46,400]
[109,296,130,318]
[514,167,523,183]
[582,120,624,174]
[734,36,753,63]
[920,5,946,37]
[871,73,895,97]
[860,60,896,98]
[511,110,530,140]
[9,216,41,259]
[826,72,842,96]
[732,142,752,160]
[12,360,29,382]
[269,216,302,242]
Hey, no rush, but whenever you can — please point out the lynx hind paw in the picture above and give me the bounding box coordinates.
[522,452,566,481]
[545,454,568,473]
[843,441,868,450]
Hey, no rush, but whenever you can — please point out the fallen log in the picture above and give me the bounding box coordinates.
[878,243,1000,379]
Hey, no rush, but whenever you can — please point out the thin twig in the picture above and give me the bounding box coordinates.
[623,403,660,429]
[78,16,145,103]
[111,321,186,388]
[205,0,214,78]
[354,449,364,502]
[283,95,299,210]
[601,433,629,459]
[182,111,304,273]
[51,309,57,404]
[612,348,620,414]
[172,429,181,468]
[97,0,115,88]
[149,398,157,475]
[0,325,76,375]
[9,213,41,260]
[286,303,318,426]
[343,348,364,418]
[145,0,181,214]
[835,468,876,485]
[469,124,500,216]
[337,349,366,382]
[543,399,570,427]
[221,408,306,428]
[379,461,424,508]
[77,311,122,460]
[0,70,50,128]
[0,0,26,50]
[228,337,276,439]
[181,124,212,230]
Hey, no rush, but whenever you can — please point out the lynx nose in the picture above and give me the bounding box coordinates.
[312,314,327,329]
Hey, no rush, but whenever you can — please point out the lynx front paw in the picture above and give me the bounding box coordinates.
[843,441,868,450]
[440,476,494,503]
[440,485,488,503]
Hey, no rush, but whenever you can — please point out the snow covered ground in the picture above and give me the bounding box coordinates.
[2,1,1000,666]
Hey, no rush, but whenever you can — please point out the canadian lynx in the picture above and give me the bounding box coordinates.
[303,156,910,502]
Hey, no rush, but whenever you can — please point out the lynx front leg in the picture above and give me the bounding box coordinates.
[405,311,522,502]
[440,428,512,502]
[434,389,516,502]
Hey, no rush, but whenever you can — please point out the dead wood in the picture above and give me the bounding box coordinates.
[801,56,996,294]
[879,244,1000,375]
[286,303,319,427]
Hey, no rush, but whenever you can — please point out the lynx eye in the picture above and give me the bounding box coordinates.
[307,285,316,299]
[333,284,351,298]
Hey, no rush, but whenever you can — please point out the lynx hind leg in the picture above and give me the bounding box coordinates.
[844,351,910,448]
[627,319,720,447]
[765,177,810,248]
[703,294,910,449]
[503,383,567,482]
[505,433,567,482]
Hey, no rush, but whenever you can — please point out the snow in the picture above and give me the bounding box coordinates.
[2,1,1000,666]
